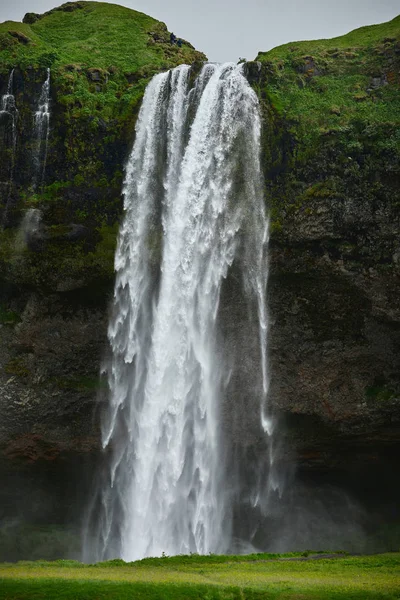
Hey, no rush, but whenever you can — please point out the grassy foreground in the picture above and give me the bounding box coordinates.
[1,553,400,599]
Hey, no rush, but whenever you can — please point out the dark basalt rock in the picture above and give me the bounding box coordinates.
[22,13,40,25]
[65,224,90,241]
[295,55,323,76]
[242,61,263,84]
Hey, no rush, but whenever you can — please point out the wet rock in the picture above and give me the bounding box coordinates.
[65,224,90,241]
[243,61,263,84]
[87,68,108,83]
[369,74,388,88]
[295,56,323,76]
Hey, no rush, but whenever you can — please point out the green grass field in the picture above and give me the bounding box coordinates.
[1,553,400,599]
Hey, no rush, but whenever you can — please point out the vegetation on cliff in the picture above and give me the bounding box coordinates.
[0,1,206,289]
[253,16,400,462]
[0,1,205,116]
[0,4,398,433]
[257,16,400,143]
[254,15,400,238]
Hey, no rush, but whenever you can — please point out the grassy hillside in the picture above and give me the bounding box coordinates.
[256,15,400,152]
[1,553,400,599]
[0,1,204,71]
[0,1,206,120]
[254,15,400,238]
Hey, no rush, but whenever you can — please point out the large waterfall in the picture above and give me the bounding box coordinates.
[85,63,273,562]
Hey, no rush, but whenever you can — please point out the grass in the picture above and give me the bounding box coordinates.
[0,1,206,122]
[255,14,400,238]
[1,553,400,599]
[258,15,400,58]
[0,1,205,71]
[255,15,400,150]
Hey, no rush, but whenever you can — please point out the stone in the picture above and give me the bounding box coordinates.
[22,13,40,25]
[8,30,31,44]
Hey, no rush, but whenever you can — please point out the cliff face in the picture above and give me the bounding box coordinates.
[247,18,400,543]
[253,17,400,458]
[0,2,399,558]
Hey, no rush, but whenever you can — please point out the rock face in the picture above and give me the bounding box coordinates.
[252,17,400,548]
[254,17,400,447]
[0,3,399,558]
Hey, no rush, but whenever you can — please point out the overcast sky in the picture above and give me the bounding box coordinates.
[0,0,399,62]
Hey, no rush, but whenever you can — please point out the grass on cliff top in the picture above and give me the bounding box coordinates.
[255,15,400,151]
[257,15,400,59]
[0,1,206,120]
[1,553,400,599]
[0,1,204,71]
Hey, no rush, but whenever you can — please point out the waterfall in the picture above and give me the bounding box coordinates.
[33,68,50,188]
[85,63,274,562]
[0,69,18,221]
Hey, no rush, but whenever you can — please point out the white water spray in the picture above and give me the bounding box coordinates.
[85,63,274,561]
[33,68,50,188]
[0,69,18,217]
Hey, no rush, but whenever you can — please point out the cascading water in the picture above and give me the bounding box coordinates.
[0,69,18,220]
[1,68,18,151]
[33,68,50,188]
[85,62,276,561]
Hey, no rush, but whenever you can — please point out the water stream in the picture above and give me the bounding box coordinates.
[33,68,50,188]
[0,69,18,222]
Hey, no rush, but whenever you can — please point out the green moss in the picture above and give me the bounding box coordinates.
[85,222,118,278]
[365,385,397,403]
[0,229,18,270]
[0,220,119,291]
[4,357,30,378]
[0,2,206,241]
[259,38,400,242]
[0,304,20,325]
[300,181,337,201]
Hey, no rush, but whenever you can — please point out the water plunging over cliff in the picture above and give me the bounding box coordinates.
[33,68,50,188]
[85,63,275,561]
[0,69,18,218]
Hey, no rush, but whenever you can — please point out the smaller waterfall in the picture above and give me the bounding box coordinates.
[0,69,18,222]
[1,68,18,119]
[33,68,50,188]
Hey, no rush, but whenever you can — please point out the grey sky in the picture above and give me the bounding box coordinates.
[0,0,399,63]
